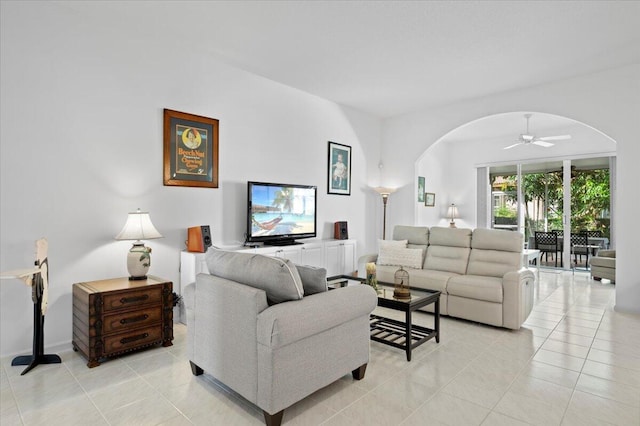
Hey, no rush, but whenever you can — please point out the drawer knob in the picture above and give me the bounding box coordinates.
[120,333,149,344]
[120,295,149,304]
[120,314,149,325]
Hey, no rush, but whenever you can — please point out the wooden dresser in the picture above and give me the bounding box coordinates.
[72,276,173,367]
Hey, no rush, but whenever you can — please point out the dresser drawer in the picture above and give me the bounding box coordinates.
[103,306,163,333]
[72,276,173,368]
[102,286,163,311]
[103,325,163,355]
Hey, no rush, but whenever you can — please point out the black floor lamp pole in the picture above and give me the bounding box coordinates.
[374,187,394,240]
[382,194,389,240]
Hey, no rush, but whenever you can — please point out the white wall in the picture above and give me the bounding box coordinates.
[0,2,381,357]
[379,64,640,314]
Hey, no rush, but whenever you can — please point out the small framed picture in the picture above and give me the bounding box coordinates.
[418,177,425,202]
[163,109,219,188]
[327,141,351,195]
[425,193,436,207]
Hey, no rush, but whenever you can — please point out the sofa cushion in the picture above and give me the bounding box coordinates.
[429,227,472,248]
[205,249,304,304]
[404,268,459,293]
[424,245,471,274]
[378,246,423,269]
[408,243,428,266]
[590,256,615,269]
[447,275,503,303]
[257,285,377,349]
[393,226,429,246]
[379,239,407,249]
[471,228,523,252]
[295,264,328,295]
[466,249,522,278]
[466,228,524,278]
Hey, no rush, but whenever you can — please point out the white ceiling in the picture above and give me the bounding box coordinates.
[64,1,640,119]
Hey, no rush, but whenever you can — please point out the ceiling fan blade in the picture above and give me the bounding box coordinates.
[532,140,555,148]
[538,134,571,141]
[503,142,522,150]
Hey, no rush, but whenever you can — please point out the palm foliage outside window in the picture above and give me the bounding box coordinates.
[491,168,610,241]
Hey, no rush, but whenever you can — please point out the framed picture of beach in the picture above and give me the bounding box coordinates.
[425,193,436,207]
[327,141,351,195]
[163,109,219,188]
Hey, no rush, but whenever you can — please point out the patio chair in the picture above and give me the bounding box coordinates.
[571,231,589,265]
[535,231,562,267]
[552,229,564,237]
[586,230,603,238]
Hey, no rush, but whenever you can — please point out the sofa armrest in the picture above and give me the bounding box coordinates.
[596,249,616,258]
[357,253,378,278]
[257,284,377,349]
[502,268,535,330]
[189,273,269,403]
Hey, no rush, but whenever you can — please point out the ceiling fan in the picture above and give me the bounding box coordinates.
[503,114,571,150]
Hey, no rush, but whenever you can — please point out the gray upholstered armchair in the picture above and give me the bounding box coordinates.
[184,249,377,426]
[590,249,616,283]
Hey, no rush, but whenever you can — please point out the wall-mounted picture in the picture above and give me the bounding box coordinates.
[418,176,425,202]
[163,109,219,188]
[327,141,351,195]
[425,193,436,207]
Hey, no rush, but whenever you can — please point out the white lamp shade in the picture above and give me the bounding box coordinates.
[447,204,459,219]
[374,187,397,196]
[115,209,163,241]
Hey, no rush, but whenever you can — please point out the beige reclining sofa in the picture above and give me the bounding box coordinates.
[359,226,535,330]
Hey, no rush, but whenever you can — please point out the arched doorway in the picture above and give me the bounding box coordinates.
[415,111,616,269]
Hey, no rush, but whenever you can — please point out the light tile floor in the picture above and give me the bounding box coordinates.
[2,270,639,425]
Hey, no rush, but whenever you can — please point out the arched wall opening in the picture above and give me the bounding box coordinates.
[414,112,617,236]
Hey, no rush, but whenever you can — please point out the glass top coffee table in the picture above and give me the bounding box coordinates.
[327,276,440,361]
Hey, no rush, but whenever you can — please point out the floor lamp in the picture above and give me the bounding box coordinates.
[374,187,396,239]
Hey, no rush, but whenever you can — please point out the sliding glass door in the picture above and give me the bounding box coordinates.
[490,165,518,232]
[489,157,611,269]
[520,161,564,244]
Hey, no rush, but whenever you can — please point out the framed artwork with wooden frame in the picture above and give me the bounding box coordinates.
[327,141,351,195]
[425,193,436,207]
[163,109,219,188]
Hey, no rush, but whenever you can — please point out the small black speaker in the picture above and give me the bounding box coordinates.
[187,225,212,252]
[334,221,348,240]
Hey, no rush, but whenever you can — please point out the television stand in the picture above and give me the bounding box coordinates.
[264,240,303,246]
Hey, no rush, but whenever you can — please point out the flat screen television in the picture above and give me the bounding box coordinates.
[247,181,317,246]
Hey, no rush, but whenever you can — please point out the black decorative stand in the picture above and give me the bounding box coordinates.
[4,266,61,375]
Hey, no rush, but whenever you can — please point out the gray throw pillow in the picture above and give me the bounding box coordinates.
[205,249,304,304]
[295,264,328,295]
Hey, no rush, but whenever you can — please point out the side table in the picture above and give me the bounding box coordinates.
[72,276,173,367]
[522,249,541,273]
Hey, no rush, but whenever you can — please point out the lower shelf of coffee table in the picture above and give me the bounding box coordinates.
[369,314,437,352]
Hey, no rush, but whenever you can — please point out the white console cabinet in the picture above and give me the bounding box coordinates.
[252,245,302,264]
[323,240,356,276]
[180,239,356,295]
[300,241,324,267]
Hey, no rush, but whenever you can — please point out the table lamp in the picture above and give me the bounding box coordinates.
[374,187,396,240]
[115,208,163,280]
[447,204,459,228]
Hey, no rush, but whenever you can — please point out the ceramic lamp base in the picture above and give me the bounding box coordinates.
[128,275,147,281]
[127,242,151,280]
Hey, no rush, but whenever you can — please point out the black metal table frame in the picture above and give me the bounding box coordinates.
[327,275,440,361]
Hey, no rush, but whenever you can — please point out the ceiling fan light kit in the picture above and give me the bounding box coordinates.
[504,114,571,150]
